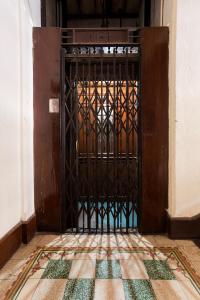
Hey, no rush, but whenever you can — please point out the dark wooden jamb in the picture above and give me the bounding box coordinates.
[139,27,169,234]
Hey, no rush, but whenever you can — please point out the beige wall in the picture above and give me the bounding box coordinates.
[151,0,163,26]
[162,0,177,217]
[151,0,200,217]
[175,0,200,216]
[151,0,175,26]
[165,0,177,217]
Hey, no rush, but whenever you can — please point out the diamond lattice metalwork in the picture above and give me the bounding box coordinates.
[61,45,141,233]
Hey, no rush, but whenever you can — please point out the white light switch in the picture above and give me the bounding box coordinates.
[49,98,59,113]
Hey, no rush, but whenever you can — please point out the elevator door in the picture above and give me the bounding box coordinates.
[61,45,140,233]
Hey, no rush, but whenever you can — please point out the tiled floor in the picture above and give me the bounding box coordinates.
[0,234,200,299]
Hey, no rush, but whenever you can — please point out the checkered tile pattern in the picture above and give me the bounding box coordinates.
[9,249,200,300]
[37,257,175,299]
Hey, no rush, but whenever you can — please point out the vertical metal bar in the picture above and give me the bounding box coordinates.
[88,56,91,232]
[69,60,73,231]
[116,63,120,230]
[85,59,89,233]
[60,48,66,232]
[72,58,78,233]
[113,55,116,233]
[125,54,130,233]
[100,56,104,233]
[106,62,110,233]
[94,62,99,233]
[82,63,85,232]
[119,62,122,233]
[131,62,135,230]
[137,48,142,230]
[75,58,79,233]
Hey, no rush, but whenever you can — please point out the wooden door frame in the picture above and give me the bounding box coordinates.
[139,27,169,233]
[33,27,169,233]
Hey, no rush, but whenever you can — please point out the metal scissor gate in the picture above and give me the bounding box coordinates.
[61,40,141,233]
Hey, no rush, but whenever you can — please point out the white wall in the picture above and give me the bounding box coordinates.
[152,0,200,217]
[0,0,40,238]
[174,0,200,216]
[0,1,21,238]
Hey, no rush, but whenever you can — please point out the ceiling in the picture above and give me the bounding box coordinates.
[64,0,142,19]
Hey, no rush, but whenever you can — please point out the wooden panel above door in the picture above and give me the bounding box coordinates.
[33,28,62,232]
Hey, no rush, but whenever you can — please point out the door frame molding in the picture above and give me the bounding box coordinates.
[33,27,169,234]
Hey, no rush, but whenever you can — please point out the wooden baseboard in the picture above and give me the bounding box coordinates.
[0,223,22,268]
[22,214,36,244]
[167,212,200,239]
[0,215,36,268]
